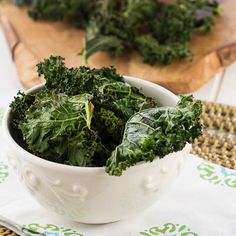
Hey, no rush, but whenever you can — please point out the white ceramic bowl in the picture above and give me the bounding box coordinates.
[3,76,190,224]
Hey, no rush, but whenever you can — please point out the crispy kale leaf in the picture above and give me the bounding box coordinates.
[16,56,154,166]
[153,0,220,42]
[82,0,158,62]
[82,19,125,64]
[10,91,35,129]
[10,56,203,176]
[83,0,157,63]
[134,35,191,65]
[28,0,96,28]
[19,92,105,166]
[10,0,32,6]
[93,108,125,150]
[36,56,124,96]
[12,0,220,65]
[37,56,156,120]
[106,95,202,176]
[83,0,220,65]
[151,1,195,44]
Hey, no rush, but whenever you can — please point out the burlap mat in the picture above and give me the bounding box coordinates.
[1,101,236,235]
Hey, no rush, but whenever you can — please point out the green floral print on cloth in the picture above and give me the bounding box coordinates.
[198,162,236,188]
[21,223,84,236]
[139,223,198,236]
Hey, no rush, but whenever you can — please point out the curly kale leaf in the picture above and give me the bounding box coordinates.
[10,91,35,129]
[93,108,125,150]
[106,95,202,176]
[13,0,220,65]
[10,0,32,6]
[151,2,195,44]
[151,0,220,43]
[28,0,96,28]
[37,56,156,120]
[123,0,158,26]
[19,92,104,166]
[37,56,123,95]
[83,0,220,65]
[178,0,220,34]
[82,11,134,61]
[95,80,156,119]
[83,0,160,62]
[84,34,125,60]
[135,35,191,65]
[81,18,126,63]
[28,0,68,21]
[9,55,203,175]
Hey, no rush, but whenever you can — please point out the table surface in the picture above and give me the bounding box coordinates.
[0,28,236,107]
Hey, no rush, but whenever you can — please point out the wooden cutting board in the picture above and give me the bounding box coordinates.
[0,0,236,94]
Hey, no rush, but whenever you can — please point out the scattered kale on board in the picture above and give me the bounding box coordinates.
[84,0,220,65]
[10,56,202,175]
[106,95,202,176]
[13,0,220,65]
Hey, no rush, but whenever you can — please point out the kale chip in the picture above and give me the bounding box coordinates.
[37,56,156,120]
[106,95,202,176]
[12,0,220,65]
[19,92,104,166]
[10,56,202,176]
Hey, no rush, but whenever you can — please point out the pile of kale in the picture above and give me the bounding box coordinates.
[10,56,202,176]
[11,0,220,65]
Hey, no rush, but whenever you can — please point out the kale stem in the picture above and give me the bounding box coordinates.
[34,116,80,123]
[129,121,155,131]
[82,48,88,66]
[82,38,88,66]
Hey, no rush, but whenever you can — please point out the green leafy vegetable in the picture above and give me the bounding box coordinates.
[19,91,106,166]
[106,95,202,176]
[134,35,191,65]
[10,0,31,6]
[10,56,202,175]
[28,0,96,28]
[37,56,156,120]
[11,0,220,65]
[10,91,35,129]
[93,108,125,150]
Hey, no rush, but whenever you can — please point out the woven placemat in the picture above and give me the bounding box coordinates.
[191,101,236,169]
[0,226,17,236]
[1,101,236,235]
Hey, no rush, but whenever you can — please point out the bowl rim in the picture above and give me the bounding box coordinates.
[2,75,179,174]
